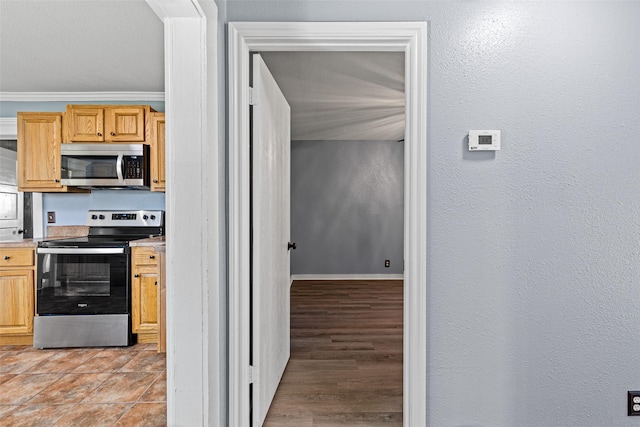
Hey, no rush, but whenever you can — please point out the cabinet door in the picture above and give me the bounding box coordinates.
[132,266,158,334]
[17,113,65,191]
[149,113,166,192]
[66,105,105,142]
[0,269,34,335]
[106,106,146,142]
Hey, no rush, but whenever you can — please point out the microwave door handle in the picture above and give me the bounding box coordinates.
[116,154,124,183]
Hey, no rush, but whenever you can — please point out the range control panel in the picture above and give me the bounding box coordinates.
[86,210,164,227]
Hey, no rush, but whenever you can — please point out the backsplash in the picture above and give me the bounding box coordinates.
[42,190,165,236]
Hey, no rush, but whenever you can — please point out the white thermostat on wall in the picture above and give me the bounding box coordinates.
[468,130,501,151]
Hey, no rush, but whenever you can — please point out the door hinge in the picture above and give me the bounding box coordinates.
[249,365,255,384]
[249,87,256,106]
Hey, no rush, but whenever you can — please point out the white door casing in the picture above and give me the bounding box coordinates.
[229,22,428,427]
[251,53,292,426]
[146,1,220,426]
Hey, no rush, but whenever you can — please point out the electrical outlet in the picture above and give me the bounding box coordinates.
[384,260,390,268]
[629,391,640,416]
[47,211,56,224]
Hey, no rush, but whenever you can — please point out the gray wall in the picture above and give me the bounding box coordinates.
[227,1,640,426]
[291,140,403,275]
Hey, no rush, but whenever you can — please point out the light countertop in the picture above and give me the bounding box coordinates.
[129,235,166,248]
[0,239,40,248]
[1,235,166,249]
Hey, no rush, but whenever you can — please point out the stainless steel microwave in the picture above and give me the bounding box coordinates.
[60,143,150,189]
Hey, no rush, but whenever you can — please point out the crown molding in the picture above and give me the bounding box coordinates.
[146,0,204,19]
[0,92,165,102]
[0,117,17,139]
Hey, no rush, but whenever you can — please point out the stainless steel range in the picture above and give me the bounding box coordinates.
[34,210,164,348]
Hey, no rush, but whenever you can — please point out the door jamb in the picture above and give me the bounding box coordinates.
[228,21,428,427]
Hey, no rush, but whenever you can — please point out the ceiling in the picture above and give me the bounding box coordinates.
[0,1,405,141]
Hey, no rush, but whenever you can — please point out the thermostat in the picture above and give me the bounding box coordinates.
[469,130,501,151]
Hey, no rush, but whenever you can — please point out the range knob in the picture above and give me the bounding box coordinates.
[91,214,98,220]
[150,215,156,220]
[143,215,149,220]
[99,215,105,220]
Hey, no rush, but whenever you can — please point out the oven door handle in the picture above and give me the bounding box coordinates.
[116,154,125,183]
[37,248,126,255]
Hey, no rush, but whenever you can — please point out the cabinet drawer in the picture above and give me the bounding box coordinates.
[132,248,159,266]
[0,248,35,267]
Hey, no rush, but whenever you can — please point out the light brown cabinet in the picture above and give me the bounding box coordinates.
[149,112,166,192]
[0,247,35,345]
[17,112,77,192]
[131,247,159,343]
[65,105,152,143]
[17,105,163,193]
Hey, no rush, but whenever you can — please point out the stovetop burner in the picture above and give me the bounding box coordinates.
[39,235,157,248]
[39,210,164,248]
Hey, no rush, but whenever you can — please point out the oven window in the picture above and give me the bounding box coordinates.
[37,252,128,315]
[54,261,111,297]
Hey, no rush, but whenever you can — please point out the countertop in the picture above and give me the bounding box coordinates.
[0,225,91,249]
[128,235,166,248]
[0,239,40,248]
[1,235,166,249]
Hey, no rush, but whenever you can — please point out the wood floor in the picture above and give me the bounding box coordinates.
[264,280,403,426]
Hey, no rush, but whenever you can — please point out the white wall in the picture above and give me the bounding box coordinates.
[225,2,640,426]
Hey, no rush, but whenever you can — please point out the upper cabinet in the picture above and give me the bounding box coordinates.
[17,105,165,193]
[65,105,153,143]
[17,112,69,192]
[149,113,166,192]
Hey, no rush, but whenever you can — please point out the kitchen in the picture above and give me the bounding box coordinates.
[0,104,168,425]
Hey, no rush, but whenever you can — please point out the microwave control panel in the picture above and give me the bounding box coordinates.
[124,156,144,179]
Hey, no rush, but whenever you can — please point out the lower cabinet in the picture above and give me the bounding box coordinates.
[131,247,159,343]
[0,248,35,345]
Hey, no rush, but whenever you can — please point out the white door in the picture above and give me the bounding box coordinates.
[251,53,292,427]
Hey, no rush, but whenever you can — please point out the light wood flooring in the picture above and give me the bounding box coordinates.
[264,280,403,426]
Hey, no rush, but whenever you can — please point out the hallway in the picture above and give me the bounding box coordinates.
[264,280,403,426]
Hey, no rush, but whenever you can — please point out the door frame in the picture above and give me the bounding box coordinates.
[228,22,428,426]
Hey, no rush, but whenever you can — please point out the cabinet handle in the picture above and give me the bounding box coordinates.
[54,179,60,183]
[4,256,10,260]
[154,281,158,286]
[149,255,155,259]
[110,132,116,136]
[153,179,158,183]
[97,132,102,137]
[134,274,140,278]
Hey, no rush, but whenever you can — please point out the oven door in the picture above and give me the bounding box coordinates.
[36,247,129,315]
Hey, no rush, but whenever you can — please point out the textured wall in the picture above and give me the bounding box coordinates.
[290,140,403,275]
[228,2,640,426]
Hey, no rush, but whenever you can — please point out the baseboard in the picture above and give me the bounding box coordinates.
[291,274,404,281]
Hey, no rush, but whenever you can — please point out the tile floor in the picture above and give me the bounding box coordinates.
[0,343,166,426]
